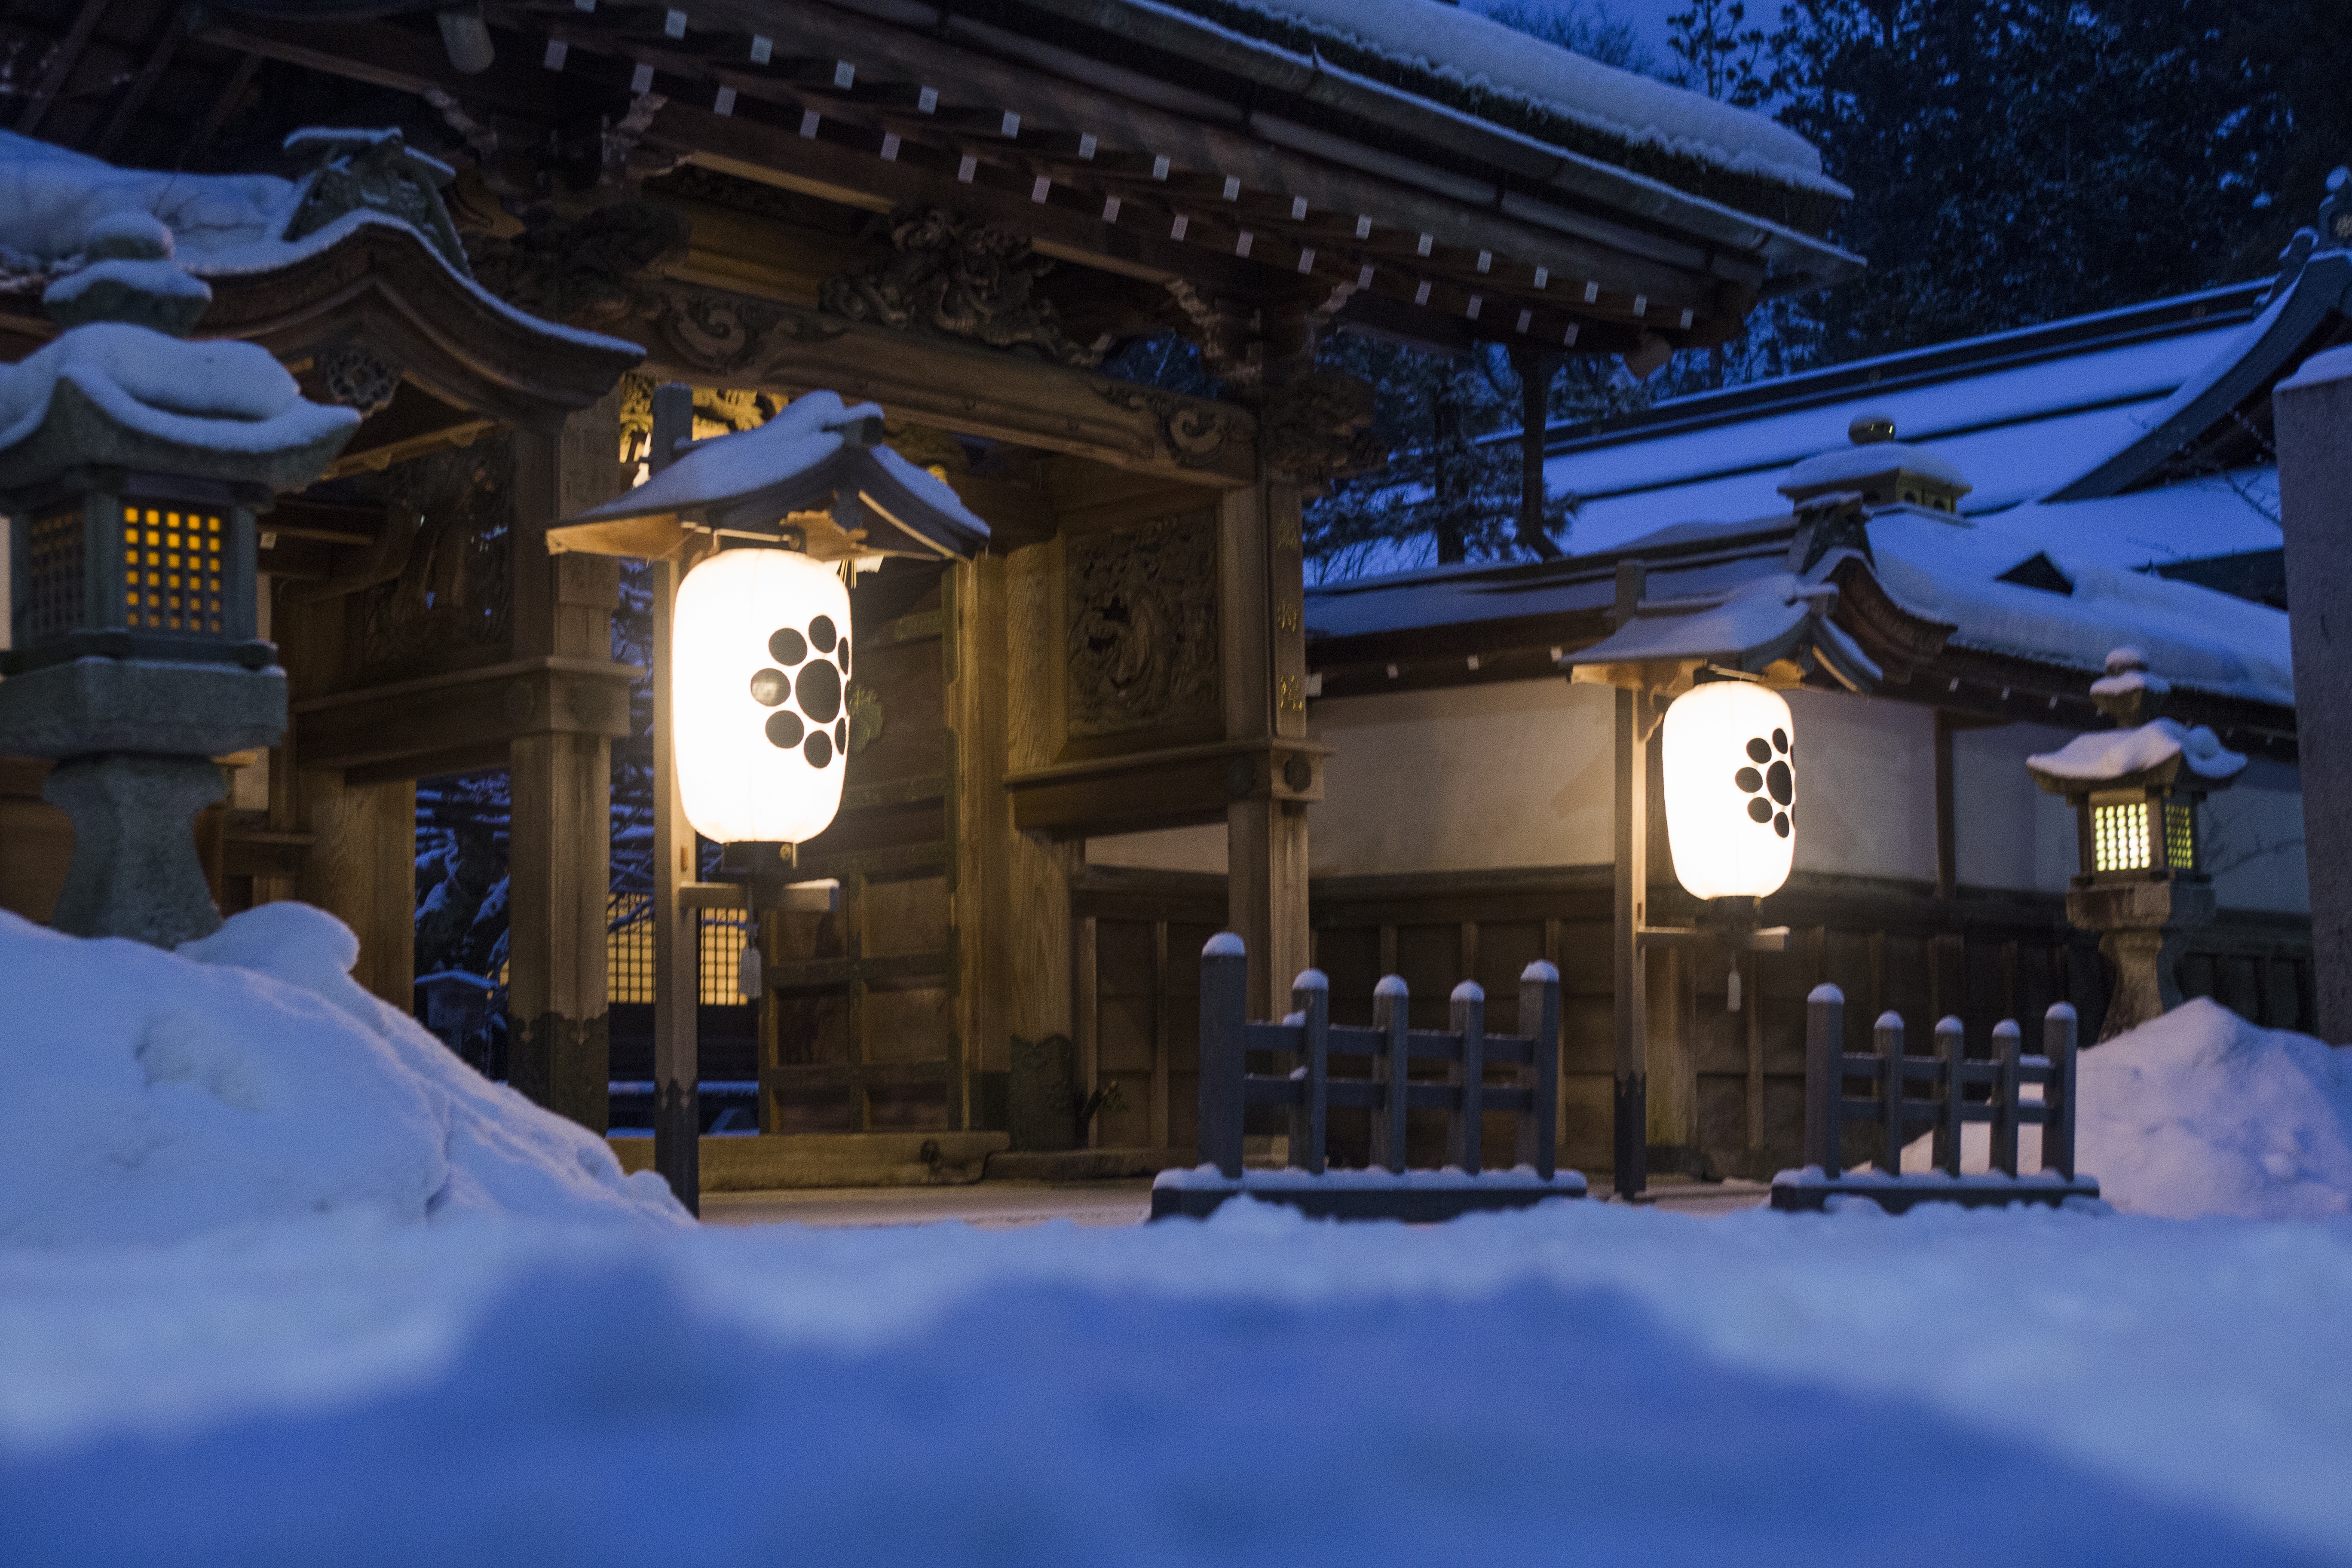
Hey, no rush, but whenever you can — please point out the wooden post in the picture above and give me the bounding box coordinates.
[1372,973,1409,1173]
[1804,983,1844,1175]
[1611,666,1650,1199]
[1222,477,1312,1021]
[294,770,415,1009]
[1934,1015,1965,1177]
[2278,356,2352,1041]
[648,381,698,1211]
[1198,932,1248,1178]
[2043,1001,2079,1179]
[1991,1019,2023,1176]
[1449,979,1486,1174]
[1292,968,1329,1175]
[1518,960,1561,1179]
[1874,1010,1905,1174]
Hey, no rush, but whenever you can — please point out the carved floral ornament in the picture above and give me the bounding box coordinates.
[819,208,1102,368]
[1064,514,1221,739]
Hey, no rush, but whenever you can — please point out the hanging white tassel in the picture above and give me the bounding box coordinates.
[739,941,763,999]
[1727,959,1742,1014]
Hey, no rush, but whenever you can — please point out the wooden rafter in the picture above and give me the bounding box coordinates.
[15,0,111,135]
[91,0,191,158]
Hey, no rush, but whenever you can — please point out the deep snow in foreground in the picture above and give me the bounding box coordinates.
[3,1201,2349,1565]
[0,905,684,1245]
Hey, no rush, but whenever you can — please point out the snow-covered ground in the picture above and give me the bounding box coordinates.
[4,908,2350,1564]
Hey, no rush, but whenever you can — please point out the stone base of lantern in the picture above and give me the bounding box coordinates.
[0,659,286,947]
[2066,878,2214,1041]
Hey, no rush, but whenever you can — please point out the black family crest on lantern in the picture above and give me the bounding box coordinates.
[749,612,851,771]
[1736,725,1796,839]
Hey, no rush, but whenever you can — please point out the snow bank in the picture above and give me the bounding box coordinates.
[0,321,359,457]
[2079,998,2352,1219]
[3,1202,2349,1564]
[0,904,685,1247]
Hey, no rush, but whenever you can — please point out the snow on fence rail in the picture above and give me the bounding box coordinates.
[1151,935,1586,1221]
[1770,984,2101,1213]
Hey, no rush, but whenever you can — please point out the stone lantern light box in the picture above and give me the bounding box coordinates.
[0,209,358,945]
[2028,648,2246,1039]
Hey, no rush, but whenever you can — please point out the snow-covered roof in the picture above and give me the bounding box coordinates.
[1779,440,1969,496]
[1170,0,1837,199]
[0,130,640,361]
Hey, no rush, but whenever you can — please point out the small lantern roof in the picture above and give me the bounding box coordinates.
[1561,570,1881,694]
[1779,413,1972,513]
[551,390,991,563]
[2026,718,2245,796]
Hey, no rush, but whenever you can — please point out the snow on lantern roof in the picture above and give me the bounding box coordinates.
[557,391,991,563]
[2026,719,2247,791]
[1558,570,1880,691]
[1779,413,1971,511]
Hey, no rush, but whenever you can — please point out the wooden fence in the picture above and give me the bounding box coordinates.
[1773,982,2096,1210]
[1196,934,1561,1181]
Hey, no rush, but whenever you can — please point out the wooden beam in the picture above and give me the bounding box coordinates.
[92,0,191,158]
[16,0,111,135]
[187,47,261,165]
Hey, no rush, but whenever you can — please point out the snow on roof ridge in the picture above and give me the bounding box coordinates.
[1131,0,1838,198]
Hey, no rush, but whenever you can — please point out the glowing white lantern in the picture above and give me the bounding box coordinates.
[672,546,851,846]
[1660,681,1796,902]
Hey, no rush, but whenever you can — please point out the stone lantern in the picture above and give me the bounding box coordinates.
[0,211,358,946]
[2027,649,2245,1039]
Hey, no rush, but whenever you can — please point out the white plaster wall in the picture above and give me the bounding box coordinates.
[1951,720,2080,895]
[1085,822,1228,873]
[2202,757,2309,914]
[1781,688,1938,883]
[1307,679,1615,876]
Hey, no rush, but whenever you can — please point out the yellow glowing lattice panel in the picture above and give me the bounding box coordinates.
[2092,802,2152,873]
[24,505,84,642]
[700,910,755,1005]
[2165,803,2196,870]
[122,505,225,634]
[607,894,655,1004]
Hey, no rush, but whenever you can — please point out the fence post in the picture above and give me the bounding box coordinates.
[1804,983,1845,1175]
[2043,1001,2079,1179]
[1449,980,1486,1173]
[1518,960,1561,1179]
[1934,1015,1965,1177]
[1373,974,1409,1174]
[1292,969,1330,1176]
[1874,1011,1906,1174]
[1991,1019,2023,1177]
[1199,933,1249,1179]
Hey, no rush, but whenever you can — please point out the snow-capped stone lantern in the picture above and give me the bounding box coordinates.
[0,211,358,946]
[1779,413,1970,514]
[2027,649,2246,1040]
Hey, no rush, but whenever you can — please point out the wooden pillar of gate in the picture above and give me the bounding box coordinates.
[505,393,628,1132]
[1223,475,1312,1020]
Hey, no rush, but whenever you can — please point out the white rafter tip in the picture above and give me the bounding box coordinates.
[1078,133,1096,159]
[1235,231,1253,257]
[1170,214,1189,240]
[1515,308,1532,333]
[1583,281,1599,303]
[1152,154,1170,180]
[630,62,655,94]
[1466,295,1482,321]
[573,0,594,11]
[799,109,821,138]
[880,132,900,161]
[1533,266,1549,288]
[1476,250,1492,273]
[713,85,736,115]
[1416,233,1433,256]
[917,86,937,113]
[956,153,977,182]
[1633,294,1647,317]
[1291,196,1308,220]
[1222,175,1240,200]
[1296,248,1315,274]
[1414,280,1431,305]
[832,61,854,89]
[1355,264,1374,288]
[1354,215,1371,239]
[664,9,686,39]
[1563,325,1580,346]
[1679,308,1694,328]
[1031,176,1051,203]
[542,39,568,70]
[749,34,771,63]
[1000,110,1020,137]
[1100,196,1121,222]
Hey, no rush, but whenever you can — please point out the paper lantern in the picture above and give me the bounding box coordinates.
[1660,681,1796,902]
[672,545,851,846]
